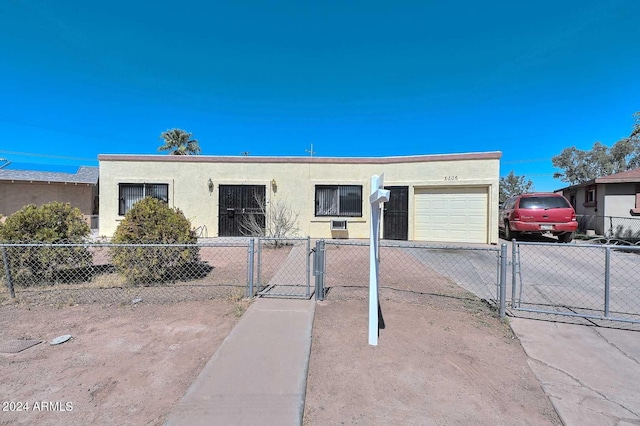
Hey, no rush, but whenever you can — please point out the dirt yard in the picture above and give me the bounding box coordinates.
[0,241,562,425]
[0,300,242,426]
[0,296,562,426]
[304,296,562,425]
[302,242,559,424]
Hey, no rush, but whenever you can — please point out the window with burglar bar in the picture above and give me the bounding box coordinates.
[315,185,362,217]
[118,183,169,215]
[584,185,597,207]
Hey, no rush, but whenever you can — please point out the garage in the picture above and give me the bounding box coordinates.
[414,186,488,243]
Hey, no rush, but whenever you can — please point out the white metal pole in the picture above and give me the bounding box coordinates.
[368,174,389,346]
[369,176,380,345]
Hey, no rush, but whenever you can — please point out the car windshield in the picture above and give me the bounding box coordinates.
[519,196,570,209]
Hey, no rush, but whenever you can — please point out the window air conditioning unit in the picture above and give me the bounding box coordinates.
[330,219,348,231]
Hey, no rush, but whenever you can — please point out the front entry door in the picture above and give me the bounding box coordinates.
[218,185,266,236]
[383,186,408,240]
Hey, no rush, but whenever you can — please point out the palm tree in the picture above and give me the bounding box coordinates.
[158,129,201,155]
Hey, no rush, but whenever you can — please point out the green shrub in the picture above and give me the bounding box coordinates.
[0,202,92,286]
[110,197,199,284]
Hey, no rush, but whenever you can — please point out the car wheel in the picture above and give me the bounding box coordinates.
[558,232,574,243]
[504,222,517,241]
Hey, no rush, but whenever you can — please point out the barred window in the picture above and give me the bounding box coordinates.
[315,185,362,217]
[583,185,597,207]
[118,183,169,215]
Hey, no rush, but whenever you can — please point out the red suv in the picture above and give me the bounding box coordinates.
[499,193,578,242]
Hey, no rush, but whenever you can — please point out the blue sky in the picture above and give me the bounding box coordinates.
[1,0,638,191]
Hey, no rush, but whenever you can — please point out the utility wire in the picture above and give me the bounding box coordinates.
[502,158,552,164]
[0,150,96,162]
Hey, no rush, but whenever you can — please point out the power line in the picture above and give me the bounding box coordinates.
[0,150,96,162]
[500,174,556,179]
[509,173,555,177]
[502,158,552,164]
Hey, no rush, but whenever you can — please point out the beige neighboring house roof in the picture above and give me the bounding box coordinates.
[556,168,640,192]
[0,166,99,185]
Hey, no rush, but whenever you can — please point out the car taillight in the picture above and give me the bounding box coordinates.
[512,211,520,220]
[571,211,576,221]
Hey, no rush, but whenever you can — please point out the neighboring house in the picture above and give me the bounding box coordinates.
[556,168,640,238]
[98,152,501,244]
[0,166,99,228]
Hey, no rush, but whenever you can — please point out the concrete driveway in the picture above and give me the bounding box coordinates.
[510,318,640,425]
[405,236,640,424]
[499,237,640,424]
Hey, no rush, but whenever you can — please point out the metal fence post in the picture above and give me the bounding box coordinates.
[511,240,518,308]
[314,239,325,301]
[256,238,262,292]
[499,243,507,319]
[495,249,500,303]
[604,246,611,318]
[2,247,15,299]
[247,238,255,298]
[306,237,311,299]
[608,216,613,237]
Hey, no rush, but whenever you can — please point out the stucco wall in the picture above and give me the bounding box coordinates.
[0,181,95,217]
[98,154,500,244]
[563,186,607,234]
[603,183,636,217]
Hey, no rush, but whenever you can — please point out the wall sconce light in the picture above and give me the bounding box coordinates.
[207,178,214,193]
[271,179,277,192]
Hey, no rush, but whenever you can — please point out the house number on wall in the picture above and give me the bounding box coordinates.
[444,176,458,181]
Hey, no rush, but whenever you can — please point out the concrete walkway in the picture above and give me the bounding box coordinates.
[510,318,640,425]
[164,298,315,426]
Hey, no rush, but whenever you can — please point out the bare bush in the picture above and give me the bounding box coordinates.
[240,195,300,238]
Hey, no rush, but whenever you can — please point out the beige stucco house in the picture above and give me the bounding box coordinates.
[0,167,99,227]
[556,168,640,238]
[98,152,501,244]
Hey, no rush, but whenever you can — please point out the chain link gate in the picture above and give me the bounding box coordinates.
[509,240,640,325]
[255,237,313,299]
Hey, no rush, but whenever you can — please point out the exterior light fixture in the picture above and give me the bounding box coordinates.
[207,178,214,193]
[271,179,277,192]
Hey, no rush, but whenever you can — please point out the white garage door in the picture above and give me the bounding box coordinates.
[414,187,488,243]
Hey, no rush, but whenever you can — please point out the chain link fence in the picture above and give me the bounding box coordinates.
[316,240,502,307]
[6,235,638,329]
[604,216,640,240]
[0,239,253,305]
[577,214,640,241]
[1,237,505,309]
[510,240,640,329]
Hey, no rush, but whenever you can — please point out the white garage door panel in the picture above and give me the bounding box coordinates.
[414,187,488,243]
